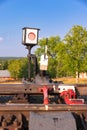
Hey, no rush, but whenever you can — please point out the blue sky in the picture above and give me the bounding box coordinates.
[0,0,87,57]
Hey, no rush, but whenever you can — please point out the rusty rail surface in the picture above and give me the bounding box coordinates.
[0,83,87,95]
[0,104,87,112]
[0,83,87,129]
[0,104,86,130]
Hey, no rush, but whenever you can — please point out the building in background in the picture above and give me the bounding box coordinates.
[0,70,11,81]
[79,72,87,78]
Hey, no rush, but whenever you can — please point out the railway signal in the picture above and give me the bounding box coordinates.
[22,27,40,46]
[22,27,40,81]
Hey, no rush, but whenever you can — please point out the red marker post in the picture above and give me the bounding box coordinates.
[39,85,49,105]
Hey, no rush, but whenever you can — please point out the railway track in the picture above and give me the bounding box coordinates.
[0,83,87,130]
[0,104,87,130]
[0,104,87,112]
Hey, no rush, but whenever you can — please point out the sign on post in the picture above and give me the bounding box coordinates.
[40,54,48,70]
[22,27,40,45]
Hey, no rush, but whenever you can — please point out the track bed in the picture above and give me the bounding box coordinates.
[0,83,87,130]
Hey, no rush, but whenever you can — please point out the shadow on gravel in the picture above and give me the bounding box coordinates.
[72,112,86,130]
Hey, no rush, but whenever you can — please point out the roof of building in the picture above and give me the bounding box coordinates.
[0,70,11,78]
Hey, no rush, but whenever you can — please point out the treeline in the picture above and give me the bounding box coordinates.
[0,25,87,79]
[0,57,37,79]
[35,25,87,79]
[0,58,28,79]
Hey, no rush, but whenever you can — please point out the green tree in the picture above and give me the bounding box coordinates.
[0,60,8,70]
[18,58,28,78]
[35,36,63,78]
[2,60,8,70]
[55,42,70,77]
[64,25,87,82]
[8,58,28,79]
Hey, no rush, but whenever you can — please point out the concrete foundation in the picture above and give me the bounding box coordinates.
[29,111,77,130]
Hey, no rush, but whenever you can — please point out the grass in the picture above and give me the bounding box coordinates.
[0,79,22,84]
[53,77,87,84]
[0,77,87,84]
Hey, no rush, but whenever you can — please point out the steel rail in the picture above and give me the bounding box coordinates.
[0,83,87,95]
[0,104,87,112]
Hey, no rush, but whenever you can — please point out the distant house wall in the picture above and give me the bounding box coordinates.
[0,70,12,81]
[0,70,11,78]
[79,72,87,78]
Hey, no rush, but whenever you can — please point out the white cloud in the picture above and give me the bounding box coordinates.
[0,37,3,42]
